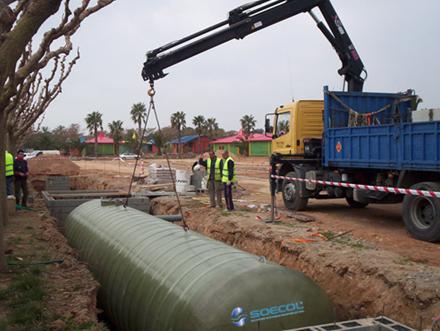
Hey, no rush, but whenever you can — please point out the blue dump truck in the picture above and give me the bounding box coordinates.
[267,87,440,242]
[141,0,439,241]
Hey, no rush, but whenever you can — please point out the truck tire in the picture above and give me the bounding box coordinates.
[282,171,308,211]
[403,181,440,242]
[345,197,369,209]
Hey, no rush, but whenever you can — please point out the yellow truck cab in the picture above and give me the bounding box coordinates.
[269,100,324,156]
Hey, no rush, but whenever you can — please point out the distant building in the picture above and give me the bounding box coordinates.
[145,139,161,154]
[211,130,272,156]
[169,135,210,154]
[85,132,115,156]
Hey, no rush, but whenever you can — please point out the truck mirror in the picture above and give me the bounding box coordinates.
[265,118,273,134]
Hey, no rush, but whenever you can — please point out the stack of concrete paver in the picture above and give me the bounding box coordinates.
[147,164,176,184]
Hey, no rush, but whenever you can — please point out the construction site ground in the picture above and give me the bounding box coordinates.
[4,156,439,329]
[72,157,440,328]
[74,158,440,266]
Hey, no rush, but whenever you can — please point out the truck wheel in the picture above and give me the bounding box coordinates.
[345,197,369,208]
[403,182,440,242]
[282,171,308,211]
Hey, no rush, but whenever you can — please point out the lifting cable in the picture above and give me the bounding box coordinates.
[125,81,188,232]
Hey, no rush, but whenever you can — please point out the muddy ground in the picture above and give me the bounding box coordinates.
[71,158,440,328]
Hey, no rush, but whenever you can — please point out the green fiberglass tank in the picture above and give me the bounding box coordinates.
[65,200,335,331]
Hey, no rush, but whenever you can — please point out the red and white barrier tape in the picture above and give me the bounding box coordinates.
[271,175,440,198]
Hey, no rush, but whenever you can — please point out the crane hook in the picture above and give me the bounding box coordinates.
[148,80,156,97]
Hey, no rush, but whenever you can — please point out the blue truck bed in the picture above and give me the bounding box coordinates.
[323,87,440,171]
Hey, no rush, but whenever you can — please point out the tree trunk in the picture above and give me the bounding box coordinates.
[178,131,181,158]
[6,129,17,154]
[94,137,98,157]
[94,126,98,158]
[138,122,142,147]
[0,111,9,272]
[0,0,63,87]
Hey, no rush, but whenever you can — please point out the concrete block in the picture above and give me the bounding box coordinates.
[46,176,70,191]
[43,190,151,231]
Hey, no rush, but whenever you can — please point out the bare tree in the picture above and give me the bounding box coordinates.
[5,50,80,152]
[0,0,115,271]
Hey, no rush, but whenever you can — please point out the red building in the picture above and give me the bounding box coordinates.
[169,135,210,154]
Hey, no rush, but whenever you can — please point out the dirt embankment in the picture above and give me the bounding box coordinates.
[28,156,80,191]
[0,198,104,330]
[70,172,130,191]
[151,197,440,329]
[29,156,80,177]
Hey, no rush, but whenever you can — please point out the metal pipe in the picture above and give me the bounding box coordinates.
[155,214,183,222]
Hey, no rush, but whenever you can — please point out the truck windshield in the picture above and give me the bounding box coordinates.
[276,112,290,137]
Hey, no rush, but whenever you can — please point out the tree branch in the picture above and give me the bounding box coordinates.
[10,48,80,139]
[1,0,114,152]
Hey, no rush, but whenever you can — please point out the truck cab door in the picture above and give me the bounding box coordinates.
[272,111,293,155]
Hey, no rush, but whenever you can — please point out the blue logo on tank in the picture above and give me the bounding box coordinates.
[231,301,305,327]
[231,307,247,327]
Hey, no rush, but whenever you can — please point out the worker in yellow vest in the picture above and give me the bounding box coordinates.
[199,150,223,208]
[222,150,236,211]
[5,150,14,196]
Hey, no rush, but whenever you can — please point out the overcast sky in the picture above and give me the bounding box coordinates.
[44,0,440,133]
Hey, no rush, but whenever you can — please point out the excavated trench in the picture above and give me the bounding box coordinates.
[150,197,440,329]
[30,154,440,330]
[63,170,440,330]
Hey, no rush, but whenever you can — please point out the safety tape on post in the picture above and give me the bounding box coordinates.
[271,175,440,199]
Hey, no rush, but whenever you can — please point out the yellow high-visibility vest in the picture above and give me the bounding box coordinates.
[5,151,14,177]
[207,157,222,181]
[222,157,236,183]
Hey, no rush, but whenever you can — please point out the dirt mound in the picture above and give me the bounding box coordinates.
[150,197,180,215]
[70,170,131,191]
[29,156,80,176]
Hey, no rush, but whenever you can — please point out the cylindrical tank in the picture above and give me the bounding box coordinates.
[175,169,191,192]
[65,200,335,331]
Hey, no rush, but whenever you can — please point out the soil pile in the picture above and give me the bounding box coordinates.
[150,196,180,215]
[29,156,80,176]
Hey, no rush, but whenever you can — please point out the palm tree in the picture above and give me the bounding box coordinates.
[206,118,219,138]
[151,131,165,155]
[240,114,256,156]
[130,103,147,146]
[192,115,206,154]
[85,111,103,157]
[108,120,124,156]
[170,111,186,156]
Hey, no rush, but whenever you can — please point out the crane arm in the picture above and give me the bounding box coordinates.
[142,0,365,91]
